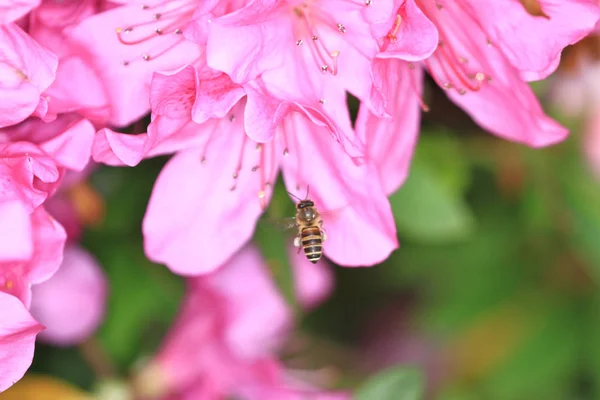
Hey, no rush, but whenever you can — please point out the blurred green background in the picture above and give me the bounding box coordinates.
[8,51,600,400]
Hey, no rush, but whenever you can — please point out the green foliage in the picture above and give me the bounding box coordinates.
[355,367,424,400]
[390,133,475,244]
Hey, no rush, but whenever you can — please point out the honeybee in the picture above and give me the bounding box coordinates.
[289,188,327,264]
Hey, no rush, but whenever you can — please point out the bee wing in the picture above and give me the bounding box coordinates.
[266,217,298,232]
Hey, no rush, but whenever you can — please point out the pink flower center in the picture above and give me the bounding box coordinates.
[416,0,493,95]
[114,0,197,66]
[290,0,371,75]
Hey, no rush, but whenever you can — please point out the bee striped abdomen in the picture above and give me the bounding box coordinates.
[301,226,323,263]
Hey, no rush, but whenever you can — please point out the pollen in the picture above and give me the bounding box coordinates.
[5,280,13,290]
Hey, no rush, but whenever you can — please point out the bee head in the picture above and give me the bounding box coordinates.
[297,200,314,210]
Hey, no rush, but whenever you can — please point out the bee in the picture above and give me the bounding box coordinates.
[289,188,327,264]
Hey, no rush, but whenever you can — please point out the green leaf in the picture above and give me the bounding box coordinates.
[355,367,424,400]
[390,157,475,244]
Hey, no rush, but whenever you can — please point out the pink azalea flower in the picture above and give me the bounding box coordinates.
[357,0,600,194]
[205,0,437,108]
[93,65,397,274]
[65,0,203,126]
[0,291,44,393]
[0,23,57,128]
[29,244,107,346]
[132,244,347,400]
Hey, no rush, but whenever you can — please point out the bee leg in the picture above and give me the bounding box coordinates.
[320,228,327,242]
[293,236,301,248]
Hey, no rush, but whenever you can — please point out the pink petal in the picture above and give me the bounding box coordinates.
[30,245,107,346]
[66,3,201,126]
[466,0,600,80]
[192,65,246,125]
[207,245,291,360]
[0,24,58,128]
[0,291,44,393]
[288,245,334,310]
[422,0,568,147]
[244,82,289,143]
[280,114,398,267]
[356,60,422,194]
[92,128,148,167]
[150,65,198,119]
[26,207,67,286]
[0,200,32,262]
[0,0,40,24]
[143,114,279,275]
[38,118,95,171]
[373,0,438,61]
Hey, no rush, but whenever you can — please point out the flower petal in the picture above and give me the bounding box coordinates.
[280,114,398,267]
[27,207,67,286]
[0,0,40,24]
[0,200,32,262]
[143,113,279,275]
[466,0,600,80]
[38,119,95,172]
[357,60,422,194]
[0,291,44,393]
[0,24,57,128]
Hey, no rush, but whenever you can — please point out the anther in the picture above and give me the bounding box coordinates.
[174,29,182,34]
[475,72,485,82]
[122,61,130,66]
[443,82,452,89]
[232,172,238,179]
[155,28,163,35]
[312,35,318,41]
[365,0,372,5]
[459,89,466,95]
[141,4,149,9]
[296,39,303,46]
[337,24,346,33]
[321,65,328,72]
[283,148,289,156]
[251,166,259,172]
[256,144,262,151]
[154,13,162,20]
[142,53,151,61]
[200,156,206,164]
[230,185,236,191]
[459,56,468,63]
[319,98,326,104]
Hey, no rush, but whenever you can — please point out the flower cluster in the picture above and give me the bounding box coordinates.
[1,0,599,396]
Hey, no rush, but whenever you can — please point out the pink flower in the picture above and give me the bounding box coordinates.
[357,0,600,194]
[132,244,346,400]
[93,65,397,274]
[0,291,44,393]
[29,244,107,346]
[65,0,203,126]
[0,23,57,128]
[204,0,438,149]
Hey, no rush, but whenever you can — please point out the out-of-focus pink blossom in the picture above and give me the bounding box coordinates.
[93,65,397,275]
[289,244,334,310]
[0,291,44,393]
[0,24,57,127]
[133,245,346,400]
[29,244,107,346]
